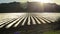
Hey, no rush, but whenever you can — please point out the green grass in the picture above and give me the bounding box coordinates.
[43,30,60,34]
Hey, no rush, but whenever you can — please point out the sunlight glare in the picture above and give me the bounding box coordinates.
[29,0,53,3]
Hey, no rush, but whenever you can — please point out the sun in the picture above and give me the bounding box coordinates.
[29,0,53,3]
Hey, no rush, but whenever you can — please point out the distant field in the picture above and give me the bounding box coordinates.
[0,13,60,21]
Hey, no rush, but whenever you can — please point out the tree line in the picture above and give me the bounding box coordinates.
[0,2,60,13]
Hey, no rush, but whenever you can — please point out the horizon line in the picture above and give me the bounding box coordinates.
[0,1,59,5]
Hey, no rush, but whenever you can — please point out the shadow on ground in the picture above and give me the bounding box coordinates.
[0,18,60,34]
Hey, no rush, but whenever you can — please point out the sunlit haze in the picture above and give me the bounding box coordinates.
[28,0,53,3]
[0,0,60,5]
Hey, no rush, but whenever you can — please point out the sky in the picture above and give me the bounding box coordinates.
[0,0,60,5]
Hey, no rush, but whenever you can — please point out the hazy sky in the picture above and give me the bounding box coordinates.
[0,0,60,5]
